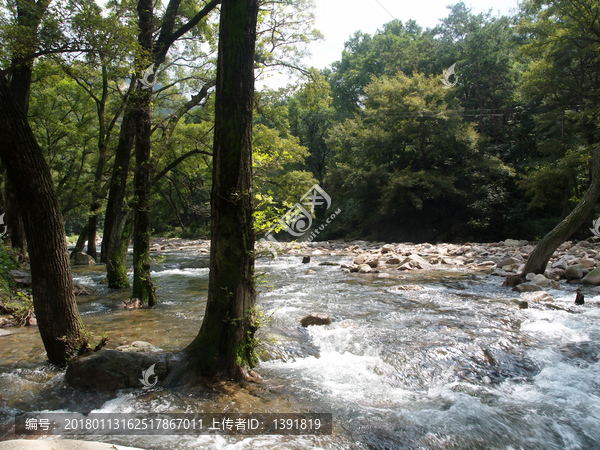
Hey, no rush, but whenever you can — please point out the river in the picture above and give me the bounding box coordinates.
[1,246,599,449]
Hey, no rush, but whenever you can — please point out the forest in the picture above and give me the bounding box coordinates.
[0,0,600,448]
[2,0,599,247]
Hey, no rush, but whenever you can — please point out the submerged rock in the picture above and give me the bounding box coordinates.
[116,341,162,353]
[120,298,145,309]
[65,349,168,390]
[300,313,332,327]
[512,283,543,293]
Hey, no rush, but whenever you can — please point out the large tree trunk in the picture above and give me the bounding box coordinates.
[0,74,86,366]
[130,0,156,306]
[166,0,259,384]
[521,146,600,275]
[4,0,50,262]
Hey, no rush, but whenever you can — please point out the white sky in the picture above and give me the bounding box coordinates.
[259,0,521,89]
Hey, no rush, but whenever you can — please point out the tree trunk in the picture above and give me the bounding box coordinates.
[4,0,50,263]
[100,105,136,263]
[107,209,134,288]
[4,176,27,259]
[130,0,156,306]
[70,223,88,258]
[521,146,600,275]
[0,74,86,366]
[167,0,259,384]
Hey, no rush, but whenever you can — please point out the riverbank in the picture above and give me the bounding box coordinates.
[151,236,600,289]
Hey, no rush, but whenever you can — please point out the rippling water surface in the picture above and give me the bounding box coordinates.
[1,249,600,449]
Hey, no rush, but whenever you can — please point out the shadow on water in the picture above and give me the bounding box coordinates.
[1,251,600,449]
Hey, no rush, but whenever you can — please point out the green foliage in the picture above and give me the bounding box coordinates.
[228,306,272,369]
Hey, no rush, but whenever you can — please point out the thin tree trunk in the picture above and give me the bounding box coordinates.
[167,0,260,383]
[107,210,134,288]
[130,0,156,306]
[0,74,86,366]
[100,104,136,263]
[70,223,89,258]
[521,145,600,275]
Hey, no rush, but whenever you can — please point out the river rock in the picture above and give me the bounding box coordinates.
[0,329,10,336]
[497,257,519,268]
[396,285,421,290]
[398,254,430,270]
[300,313,332,327]
[385,257,401,264]
[552,258,568,270]
[532,274,551,288]
[580,258,596,268]
[581,267,600,285]
[512,283,543,293]
[353,254,371,265]
[377,273,391,278]
[523,291,554,303]
[116,341,162,353]
[504,239,520,247]
[65,349,168,390]
[565,265,584,280]
[120,298,145,309]
[381,244,395,254]
[8,270,31,285]
[73,252,95,265]
[179,258,210,269]
[358,264,372,273]
[545,268,565,280]
[302,256,311,264]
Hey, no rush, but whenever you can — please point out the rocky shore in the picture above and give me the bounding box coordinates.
[148,236,600,291]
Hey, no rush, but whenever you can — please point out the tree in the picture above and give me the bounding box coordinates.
[518,0,600,273]
[168,0,260,382]
[0,74,87,366]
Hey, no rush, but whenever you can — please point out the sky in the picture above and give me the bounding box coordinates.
[259,0,521,89]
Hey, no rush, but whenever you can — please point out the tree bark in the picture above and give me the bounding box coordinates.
[70,223,88,258]
[130,0,157,306]
[100,101,136,263]
[167,0,259,383]
[0,74,86,366]
[107,209,134,288]
[521,146,600,275]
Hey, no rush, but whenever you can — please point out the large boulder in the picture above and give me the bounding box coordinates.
[300,313,332,327]
[65,349,168,390]
[73,252,95,265]
[581,267,600,285]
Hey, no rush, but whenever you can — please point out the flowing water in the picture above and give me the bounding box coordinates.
[1,248,600,449]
